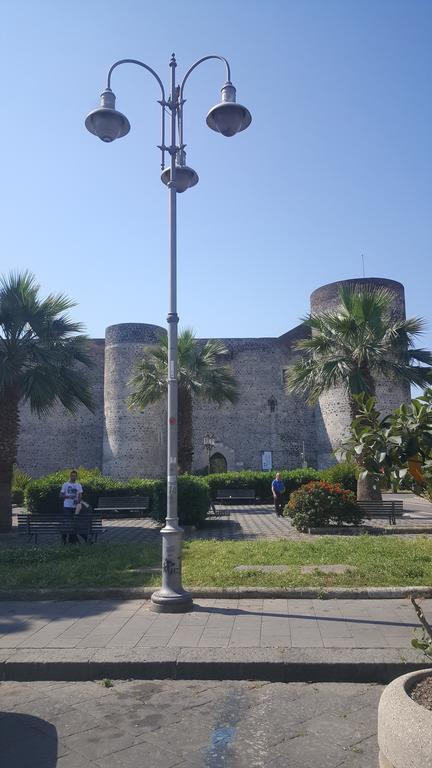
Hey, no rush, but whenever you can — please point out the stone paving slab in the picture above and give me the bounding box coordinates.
[0,597,430,682]
[0,678,383,768]
[0,597,426,651]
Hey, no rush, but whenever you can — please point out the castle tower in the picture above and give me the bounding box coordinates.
[310,278,410,468]
[103,323,167,479]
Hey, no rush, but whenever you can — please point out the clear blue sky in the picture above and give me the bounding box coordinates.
[1,0,431,346]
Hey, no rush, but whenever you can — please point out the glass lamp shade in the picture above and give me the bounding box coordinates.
[85,107,130,143]
[161,165,199,193]
[206,101,251,137]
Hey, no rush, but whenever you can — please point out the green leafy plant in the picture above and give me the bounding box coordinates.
[338,389,432,500]
[286,481,362,532]
[336,393,392,500]
[411,597,432,659]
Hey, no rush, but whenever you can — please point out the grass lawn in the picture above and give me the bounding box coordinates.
[1,536,432,589]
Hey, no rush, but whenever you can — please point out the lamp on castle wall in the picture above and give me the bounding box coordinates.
[85,54,251,614]
[203,433,215,474]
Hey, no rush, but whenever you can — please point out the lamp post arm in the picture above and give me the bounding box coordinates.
[179,55,231,99]
[107,59,168,169]
[107,59,166,101]
[178,55,231,147]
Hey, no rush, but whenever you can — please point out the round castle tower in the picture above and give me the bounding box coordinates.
[310,277,410,469]
[103,323,167,479]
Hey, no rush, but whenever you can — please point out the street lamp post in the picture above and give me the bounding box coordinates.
[85,53,251,613]
[203,432,215,474]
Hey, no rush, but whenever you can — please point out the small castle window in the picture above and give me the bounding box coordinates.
[268,396,277,413]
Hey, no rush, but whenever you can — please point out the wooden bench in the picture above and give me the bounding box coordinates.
[207,488,256,518]
[95,496,150,518]
[215,489,256,504]
[357,500,404,525]
[17,512,103,543]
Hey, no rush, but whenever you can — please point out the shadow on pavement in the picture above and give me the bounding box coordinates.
[0,712,57,767]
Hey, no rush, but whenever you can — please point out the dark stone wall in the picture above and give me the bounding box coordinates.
[17,340,105,476]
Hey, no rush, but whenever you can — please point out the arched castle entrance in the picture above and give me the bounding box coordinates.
[210,453,227,473]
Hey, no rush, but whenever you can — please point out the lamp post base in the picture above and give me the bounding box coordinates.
[150,589,193,613]
[150,524,193,613]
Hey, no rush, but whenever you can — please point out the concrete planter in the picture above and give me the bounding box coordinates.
[378,668,432,767]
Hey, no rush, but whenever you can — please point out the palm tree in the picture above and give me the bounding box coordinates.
[285,286,432,498]
[0,272,94,530]
[286,287,432,414]
[128,328,238,474]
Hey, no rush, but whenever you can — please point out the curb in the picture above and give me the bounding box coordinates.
[0,586,432,601]
[0,648,429,684]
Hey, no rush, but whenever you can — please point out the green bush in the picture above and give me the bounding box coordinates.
[26,468,108,515]
[320,462,357,493]
[151,475,210,527]
[25,469,209,528]
[286,481,362,532]
[205,469,320,503]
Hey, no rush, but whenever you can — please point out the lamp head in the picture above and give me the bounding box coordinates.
[161,152,199,193]
[206,82,251,137]
[85,89,130,143]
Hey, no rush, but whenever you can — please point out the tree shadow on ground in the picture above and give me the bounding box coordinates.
[0,712,57,767]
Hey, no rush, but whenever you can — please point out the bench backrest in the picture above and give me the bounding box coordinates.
[17,513,103,531]
[357,501,403,509]
[215,489,255,500]
[96,496,149,508]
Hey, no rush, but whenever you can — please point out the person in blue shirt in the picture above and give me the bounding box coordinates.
[271,472,286,517]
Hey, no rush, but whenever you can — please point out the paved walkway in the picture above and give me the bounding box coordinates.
[0,597,425,651]
[4,493,432,548]
[0,678,382,767]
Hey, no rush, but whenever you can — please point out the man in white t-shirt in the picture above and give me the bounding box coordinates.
[60,470,83,543]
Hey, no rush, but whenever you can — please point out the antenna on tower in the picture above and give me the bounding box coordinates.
[361,253,365,278]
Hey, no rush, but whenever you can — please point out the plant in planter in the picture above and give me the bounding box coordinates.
[338,389,432,502]
[377,598,432,768]
[336,394,392,501]
[285,480,362,532]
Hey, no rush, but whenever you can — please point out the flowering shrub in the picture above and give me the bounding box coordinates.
[285,481,363,532]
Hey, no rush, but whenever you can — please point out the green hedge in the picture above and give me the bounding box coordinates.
[151,476,210,527]
[319,462,357,493]
[205,469,321,502]
[25,463,357,528]
[25,469,209,528]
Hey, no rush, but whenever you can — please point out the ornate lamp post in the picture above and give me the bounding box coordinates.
[85,54,251,613]
[203,432,215,474]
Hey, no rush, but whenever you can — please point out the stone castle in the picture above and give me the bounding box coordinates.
[17,277,410,479]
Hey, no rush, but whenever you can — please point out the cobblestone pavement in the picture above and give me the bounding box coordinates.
[0,678,382,767]
[0,597,424,650]
[2,493,431,549]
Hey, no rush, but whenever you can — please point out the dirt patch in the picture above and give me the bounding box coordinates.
[410,675,432,711]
